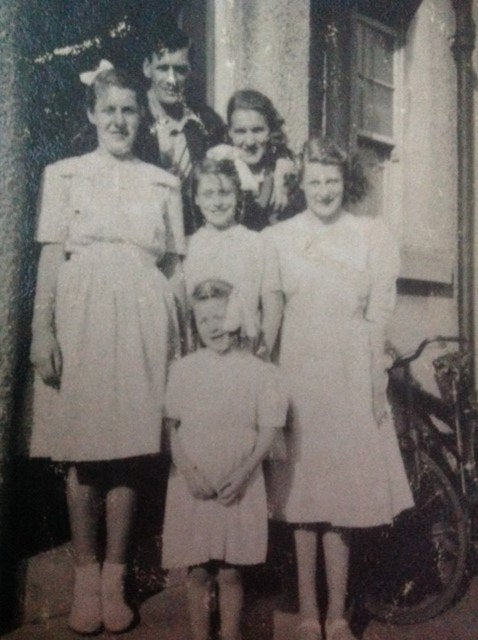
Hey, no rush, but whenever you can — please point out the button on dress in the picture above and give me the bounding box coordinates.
[31,151,185,462]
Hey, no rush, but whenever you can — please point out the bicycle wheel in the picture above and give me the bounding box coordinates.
[362,450,469,624]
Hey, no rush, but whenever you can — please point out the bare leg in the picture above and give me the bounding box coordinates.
[187,566,214,640]
[100,484,136,632]
[66,466,101,565]
[295,528,320,624]
[323,529,357,639]
[217,567,243,640]
[323,528,349,622]
[66,467,102,633]
[104,485,136,563]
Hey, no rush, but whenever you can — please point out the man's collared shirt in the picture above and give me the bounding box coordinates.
[147,89,204,180]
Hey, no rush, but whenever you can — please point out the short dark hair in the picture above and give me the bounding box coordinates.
[146,26,191,59]
[299,135,368,204]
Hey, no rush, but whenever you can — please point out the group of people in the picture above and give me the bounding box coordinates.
[29,26,414,640]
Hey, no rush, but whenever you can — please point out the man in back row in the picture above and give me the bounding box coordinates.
[141,27,225,235]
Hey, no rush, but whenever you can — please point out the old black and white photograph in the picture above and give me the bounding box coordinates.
[0,1,477,638]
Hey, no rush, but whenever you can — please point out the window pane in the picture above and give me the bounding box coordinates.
[355,16,395,141]
[357,18,394,85]
[371,30,393,85]
[358,79,393,138]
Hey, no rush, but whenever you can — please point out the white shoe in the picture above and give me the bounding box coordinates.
[101,562,135,633]
[68,563,102,635]
[297,619,322,640]
[325,618,357,640]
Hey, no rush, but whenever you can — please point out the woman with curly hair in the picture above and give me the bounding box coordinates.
[207,89,303,231]
[266,136,413,640]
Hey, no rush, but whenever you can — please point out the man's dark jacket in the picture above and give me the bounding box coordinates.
[138,102,226,235]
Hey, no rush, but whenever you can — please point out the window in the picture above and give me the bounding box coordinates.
[346,14,397,220]
[353,14,396,146]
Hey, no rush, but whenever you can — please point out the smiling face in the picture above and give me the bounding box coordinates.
[301,162,345,221]
[195,173,237,230]
[228,108,271,169]
[143,48,190,106]
[194,297,232,353]
[87,85,140,157]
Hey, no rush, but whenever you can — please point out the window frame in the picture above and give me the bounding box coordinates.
[350,12,397,150]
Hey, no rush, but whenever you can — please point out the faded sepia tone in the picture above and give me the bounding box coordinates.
[0,0,477,638]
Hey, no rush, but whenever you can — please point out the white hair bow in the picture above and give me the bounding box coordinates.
[79,59,114,86]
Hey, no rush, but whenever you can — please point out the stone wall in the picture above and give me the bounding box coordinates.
[0,1,30,628]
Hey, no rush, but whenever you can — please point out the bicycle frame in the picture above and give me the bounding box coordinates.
[362,335,476,625]
[389,336,478,533]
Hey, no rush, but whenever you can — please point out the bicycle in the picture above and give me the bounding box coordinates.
[358,336,478,624]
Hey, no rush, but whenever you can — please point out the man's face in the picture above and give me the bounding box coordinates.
[143,48,190,106]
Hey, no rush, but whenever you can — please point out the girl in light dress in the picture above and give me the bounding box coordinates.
[183,156,282,356]
[266,136,414,640]
[30,63,185,635]
[161,279,287,640]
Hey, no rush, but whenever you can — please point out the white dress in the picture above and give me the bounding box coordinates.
[266,210,414,527]
[183,224,279,337]
[30,151,185,462]
[162,349,287,567]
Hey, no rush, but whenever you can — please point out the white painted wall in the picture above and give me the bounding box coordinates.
[389,0,459,359]
[208,0,310,153]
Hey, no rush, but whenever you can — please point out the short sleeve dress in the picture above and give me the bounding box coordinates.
[30,150,185,462]
[266,210,414,527]
[183,224,280,337]
[161,348,287,567]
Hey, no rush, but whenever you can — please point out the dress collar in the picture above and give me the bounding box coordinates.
[200,223,243,239]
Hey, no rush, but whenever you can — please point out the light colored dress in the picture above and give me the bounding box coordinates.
[30,150,185,462]
[266,210,414,527]
[183,224,279,338]
[162,348,287,567]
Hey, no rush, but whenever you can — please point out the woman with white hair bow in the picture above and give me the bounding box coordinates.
[30,60,185,635]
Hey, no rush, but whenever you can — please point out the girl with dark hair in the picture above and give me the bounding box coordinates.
[30,62,185,635]
[208,89,303,231]
[266,136,413,640]
[183,157,283,356]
